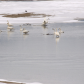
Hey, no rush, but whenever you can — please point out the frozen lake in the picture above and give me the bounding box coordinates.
[0,0,84,23]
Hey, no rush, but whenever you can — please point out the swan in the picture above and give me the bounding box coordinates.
[20,25,23,31]
[7,20,13,26]
[59,28,64,34]
[23,28,29,34]
[55,28,60,37]
[42,18,49,26]
[7,26,14,31]
[52,28,60,38]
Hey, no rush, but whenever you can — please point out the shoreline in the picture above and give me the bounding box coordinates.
[0,12,52,18]
[0,20,82,24]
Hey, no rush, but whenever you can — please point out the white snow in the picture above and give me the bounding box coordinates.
[0,0,84,23]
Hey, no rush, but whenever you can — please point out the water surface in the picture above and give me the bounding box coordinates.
[0,22,84,84]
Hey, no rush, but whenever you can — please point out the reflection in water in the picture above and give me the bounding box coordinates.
[23,34,28,39]
[7,30,14,39]
[42,25,48,36]
[55,37,60,44]
[7,28,14,32]
[42,25,47,29]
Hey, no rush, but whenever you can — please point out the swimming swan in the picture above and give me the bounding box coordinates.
[52,28,60,38]
[7,20,13,26]
[7,26,14,31]
[42,18,49,26]
[23,28,29,34]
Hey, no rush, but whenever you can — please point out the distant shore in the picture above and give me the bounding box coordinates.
[0,12,52,18]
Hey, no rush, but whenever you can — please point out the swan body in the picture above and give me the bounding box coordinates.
[7,26,14,31]
[42,18,49,26]
[52,28,60,38]
[7,26,13,29]
[55,31,59,36]
[42,21,47,26]
[23,28,29,34]
[59,28,64,33]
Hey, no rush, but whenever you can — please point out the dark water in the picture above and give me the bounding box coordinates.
[0,22,84,84]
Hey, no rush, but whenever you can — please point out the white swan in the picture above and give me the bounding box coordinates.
[20,25,23,31]
[55,28,60,37]
[23,28,29,34]
[7,20,13,26]
[7,26,14,31]
[59,28,64,34]
[42,18,49,26]
[52,28,60,38]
